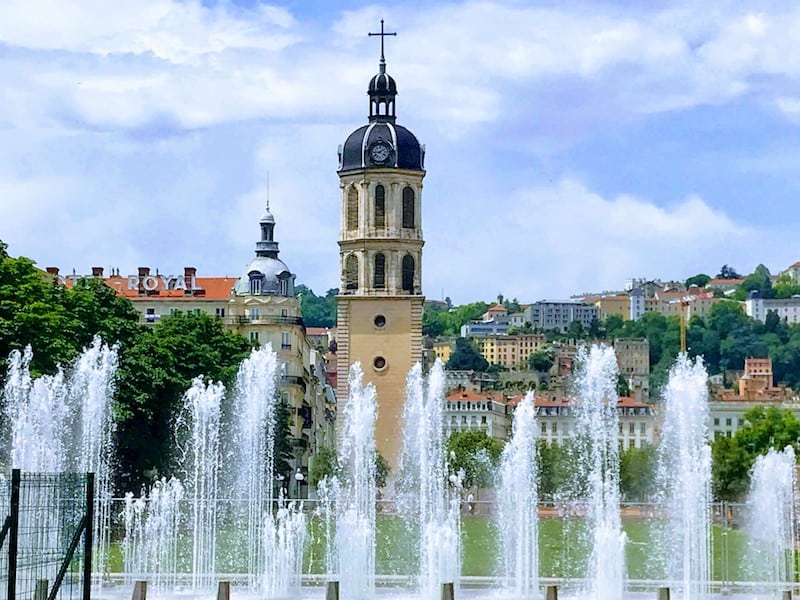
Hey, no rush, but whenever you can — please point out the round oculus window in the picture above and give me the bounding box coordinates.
[373,356,387,371]
[374,314,387,328]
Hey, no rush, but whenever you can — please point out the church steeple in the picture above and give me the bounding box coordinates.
[255,203,279,258]
[367,19,398,123]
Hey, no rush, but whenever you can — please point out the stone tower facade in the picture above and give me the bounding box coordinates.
[335,41,425,468]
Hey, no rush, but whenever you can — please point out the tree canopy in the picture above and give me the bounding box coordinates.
[445,430,504,489]
[295,284,337,328]
[446,337,489,372]
[711,406,800,500]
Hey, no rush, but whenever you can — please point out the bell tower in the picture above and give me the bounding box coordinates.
[336,21,425,468]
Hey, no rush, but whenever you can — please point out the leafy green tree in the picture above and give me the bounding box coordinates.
[445,430,503,489]
[717,265,742,279]
[375,451,391,489]
[446,337,489,371]
[272,394,295,482]
[422,302,447,337]
[113,311,252,493]
[685,273,711,288]
[536,440,575,499]
[617,374,630,397]
[619,444,657,501]
[735,264,774,300]
[528,348,554,372]
[773,274,800,299]
[604,315,625,339]
[309,446,338,487]
[711,406,800,500]
[295,285,337,328]
[0,241,142,384]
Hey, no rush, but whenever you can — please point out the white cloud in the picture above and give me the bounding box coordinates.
[426,179,759,303]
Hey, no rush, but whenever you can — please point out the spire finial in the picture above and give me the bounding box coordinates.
[368,19,396,72]
[266,170,270,211]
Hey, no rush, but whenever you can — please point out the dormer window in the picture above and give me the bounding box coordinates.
[249,274,262,295]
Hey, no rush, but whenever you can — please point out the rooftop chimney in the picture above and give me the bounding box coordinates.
[91,267,104,277]
[45,267,59,276]
[184,267,196,295]
[137,267,149,295]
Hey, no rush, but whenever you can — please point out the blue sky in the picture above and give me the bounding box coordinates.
[2,0,800,304]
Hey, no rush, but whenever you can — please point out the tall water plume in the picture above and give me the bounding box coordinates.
[498,391,538,598]
[4,346,69,472]
[574,344,625,600]
[69,337,119,580]
[657,354,711,600]
[229,344,306,597]
[399,359,461,598]
[230,345,279,585]
[330,362,377,600]
[745,446,796,595]
[175,376,224,590]
[122,477,185,591]
[2,338,119,583]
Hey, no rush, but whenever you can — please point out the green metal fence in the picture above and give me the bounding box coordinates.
[0,470,94,600]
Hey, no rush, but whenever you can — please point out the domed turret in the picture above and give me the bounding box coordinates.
[234,204,295,297]
[338,20,424,173]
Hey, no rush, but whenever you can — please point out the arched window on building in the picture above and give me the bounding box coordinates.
[374,185,385,229]
[347,187,358,231]
[345,254,359,291]
[402,187,415,229]
[374,253,385,289]
[402,255,415,293]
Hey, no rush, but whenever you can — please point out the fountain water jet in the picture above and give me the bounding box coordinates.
[745,446,796,597]
[657,353,711,600]
[2,337,118,580]
[498,391,538,598]
[122,477,185,591]
[175,376,224,590]
[329,362,377,600]
[399,359,461,598]
[574,344,625,600]
[230,345,306,597]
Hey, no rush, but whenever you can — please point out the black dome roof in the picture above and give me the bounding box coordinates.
[368,71,396,94]
[340,122,424,172]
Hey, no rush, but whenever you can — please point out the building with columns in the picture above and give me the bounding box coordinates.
[335,39,425,467]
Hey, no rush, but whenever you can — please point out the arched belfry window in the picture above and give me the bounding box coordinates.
[374,185,385,228]
[374,253,386,289]
[402,187,415,229]
[402,255,415,293]
[345,254,359,291]
[347,187,358,231]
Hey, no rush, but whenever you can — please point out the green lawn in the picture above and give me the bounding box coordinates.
[108,513,757,581]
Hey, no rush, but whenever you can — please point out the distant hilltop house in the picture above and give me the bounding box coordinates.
[710,357,800,439]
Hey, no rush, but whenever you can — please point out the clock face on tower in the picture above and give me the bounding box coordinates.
[369,141,391,164]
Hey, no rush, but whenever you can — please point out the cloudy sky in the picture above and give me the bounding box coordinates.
[2,0,799,304]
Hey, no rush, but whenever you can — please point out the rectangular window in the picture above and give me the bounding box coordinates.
[725,417,732,427]
[249,331,259,342]
[639,422,646,435]
[215,307,225,318]
[551,422,557,433]
[541,422,547,434]
[281,332,291,350]
[629,423,635,434]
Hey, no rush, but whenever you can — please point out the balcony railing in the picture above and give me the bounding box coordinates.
[225,315,305,329]
[282,375,307,392]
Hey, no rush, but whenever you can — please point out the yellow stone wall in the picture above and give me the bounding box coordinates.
[337,295,423,467]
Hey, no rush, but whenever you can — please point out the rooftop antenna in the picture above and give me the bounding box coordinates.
[266,169,270,210]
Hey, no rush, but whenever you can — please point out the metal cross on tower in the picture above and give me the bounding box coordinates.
[368,19,396,62]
